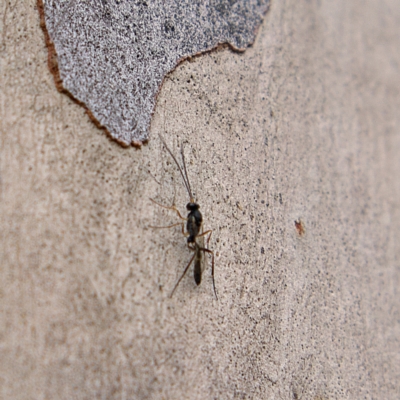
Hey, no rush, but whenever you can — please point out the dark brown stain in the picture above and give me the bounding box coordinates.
[295,219,305,236]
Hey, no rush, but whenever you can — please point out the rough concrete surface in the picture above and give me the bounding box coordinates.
[1,1,400,399]
[39,0,269,145]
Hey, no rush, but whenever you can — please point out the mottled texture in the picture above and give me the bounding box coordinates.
[1,0,400,399]
[39,0,270,145]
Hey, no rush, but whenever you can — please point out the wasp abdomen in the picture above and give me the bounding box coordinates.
[194,260,202,285]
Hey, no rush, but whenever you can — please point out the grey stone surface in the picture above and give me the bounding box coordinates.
[39,0,269,145]
[1,0,400,399]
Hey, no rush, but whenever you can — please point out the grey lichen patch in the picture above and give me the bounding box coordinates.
[38,0,270,146]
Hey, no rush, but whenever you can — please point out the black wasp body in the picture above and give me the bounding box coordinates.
[186,202,202,244]
[186,203,203,286]
[150,135,217,299]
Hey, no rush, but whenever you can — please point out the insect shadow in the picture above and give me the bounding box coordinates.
[150,135,217,299]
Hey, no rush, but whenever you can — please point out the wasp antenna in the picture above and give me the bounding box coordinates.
[158,133,193,200]
[180,142,194,202]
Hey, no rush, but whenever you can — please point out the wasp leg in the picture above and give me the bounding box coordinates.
[150,198,186,220]
[196,230,217,299]
[197,246,217,300]
[197,229,213,246]
[150,224,188,240]
[170,250,196,298]
[187,242,196,250]
[149,222,184,230]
